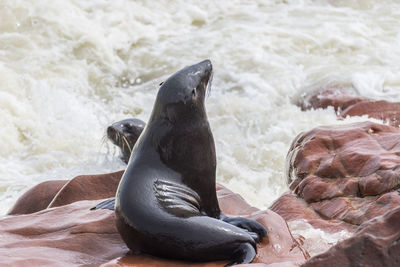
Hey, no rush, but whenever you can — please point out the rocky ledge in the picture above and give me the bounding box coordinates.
[298,88,400,127]
[1,172,308,267]
[271,121,400,233]
[302,206,400,267]
[4,88,400,266]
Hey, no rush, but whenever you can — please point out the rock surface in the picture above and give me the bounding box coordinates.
[299,88,365,113]
[302,206,400,267]
[299,88,400,127]
[100,191,309,267]
[271,121,400,233]
[48,170,124,208]
[270,192,357,233]
[0,200,127,266]
[1,172,308,266]
[7,180,67,215]
[7,171,125,215]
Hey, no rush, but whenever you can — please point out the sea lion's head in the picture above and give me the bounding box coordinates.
[107,118,145,163]
[150,59,213,123]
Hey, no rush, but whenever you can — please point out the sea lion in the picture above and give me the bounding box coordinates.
[107,119,145,164]
[93,60,267,266]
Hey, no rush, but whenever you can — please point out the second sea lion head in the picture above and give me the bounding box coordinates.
[107,118,146,163]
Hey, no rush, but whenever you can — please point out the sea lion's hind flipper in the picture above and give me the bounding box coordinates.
[241,229,261,243]
[221,214,267,243]
[154,179,201,216]
[90,197,115,210]
[225,243,256,267]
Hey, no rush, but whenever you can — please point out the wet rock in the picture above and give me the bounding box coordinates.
[0,200,127,266]
[272,121,400,232]
[0,173,308,266]
[48,170,124,208]
[341,100,400,127]
[270,192,357,233]
[299,88,365,113]
[7,180,67,215]
[8,171,124,215]
[299,88,400,127]
[99,183,309,266]
[302,206,400,267]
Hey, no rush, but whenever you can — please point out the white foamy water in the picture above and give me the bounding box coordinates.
[288,219,353,256]
[1,0,400,233]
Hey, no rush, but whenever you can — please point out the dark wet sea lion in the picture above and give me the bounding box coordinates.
[94,60,266,266]
[107,118,145,164]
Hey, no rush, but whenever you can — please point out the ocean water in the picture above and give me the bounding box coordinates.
[1,0,400,254]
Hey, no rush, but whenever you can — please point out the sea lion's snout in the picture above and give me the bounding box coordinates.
[107,125,119,146]
[156,60,212,105]
[194,59,212,75]
[191,59,213,97]
[179,59,213,101]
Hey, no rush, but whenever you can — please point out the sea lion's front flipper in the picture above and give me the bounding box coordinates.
[154,179,201,216]
[221,213,267,243]
[90,197,115,210]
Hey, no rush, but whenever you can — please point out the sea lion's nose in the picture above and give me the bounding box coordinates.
[198,59,212,72]
[107,126,117,140]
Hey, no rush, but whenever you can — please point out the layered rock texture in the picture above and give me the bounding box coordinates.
[8,171,124,215]
[302,206,400,267]
[7,180,67,215]
[299,88,400,127]
[272,121,400,233]
[1,172,308,267]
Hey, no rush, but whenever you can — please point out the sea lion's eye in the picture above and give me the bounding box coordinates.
[192,89,196,98]
[159,82,164,86]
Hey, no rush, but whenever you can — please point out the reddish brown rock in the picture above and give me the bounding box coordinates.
[270,192,357,233]
[299,88,365,113]
[299,88,400,127]
[7,180,67,215]
[272,121,400,232]
[341,100,400,127]
[99,184,309,267]
[302,206,400,267]
[0,200,127,266]
[48,170,124,208]
[8,170,124,215]
[102,256,298,267]
[1,174,308,266]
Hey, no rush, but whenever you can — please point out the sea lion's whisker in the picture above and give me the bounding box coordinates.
[100,134,108,147]
[122,135,132,153]
[206,72,213,98]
